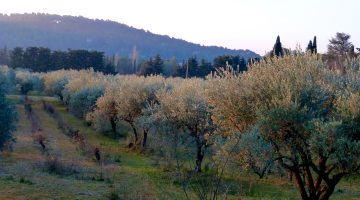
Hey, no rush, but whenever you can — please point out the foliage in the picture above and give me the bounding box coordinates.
[146,78,215,172]
[88,75,165,146]
[0,76,17,150]
[270,35,284,57]
[138,54,164,76]
[306,36,317,54]
[68,86,104,118]
[326,33,356,69]
[213,55,247,72]
[306,40,313,53]
[228,128,276,178]
[208,54,360,200]
[174,57,198,78]
[86,86,118,134]
[43,151,79,175]
[61,69,109,105]
[9,46,111,73]
[328,32,354,57]
[313,36,317,54]
[0,65,16,92]
[175,57,216,78]
[14,53,360,200]
[15,69,43,94]
[0,13,260,62]
[43,69,72,101]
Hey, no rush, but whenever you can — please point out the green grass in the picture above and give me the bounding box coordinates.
[1,94,360,200]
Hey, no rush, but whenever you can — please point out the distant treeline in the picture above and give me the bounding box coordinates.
[0,46,257,77]
[5,47,113,73]
[97,53,255,78]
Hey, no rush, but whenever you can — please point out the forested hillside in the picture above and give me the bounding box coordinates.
[0,13,259,60]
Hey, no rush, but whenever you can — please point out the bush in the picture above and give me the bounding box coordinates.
[43,151,79,175]
[31,129,48,151]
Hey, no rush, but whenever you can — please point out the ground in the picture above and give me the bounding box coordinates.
[0,95,359,200]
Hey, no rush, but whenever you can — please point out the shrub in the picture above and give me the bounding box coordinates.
[43,151,79,175]
[31,129,48,151]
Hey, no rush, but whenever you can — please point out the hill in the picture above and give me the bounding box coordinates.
[0,13,260,60]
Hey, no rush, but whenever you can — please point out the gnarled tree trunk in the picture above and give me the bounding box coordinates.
[194,137,205,173]
[110,117,117,135]
[141,129,148,150]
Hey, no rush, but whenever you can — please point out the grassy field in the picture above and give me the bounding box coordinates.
[0,95,359,200]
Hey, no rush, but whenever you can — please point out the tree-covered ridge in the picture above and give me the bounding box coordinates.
[0,13,259,61]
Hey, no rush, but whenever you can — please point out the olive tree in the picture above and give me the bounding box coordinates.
[0,75,17,150]
[86,85,118,134]
[68,86,104,118]
[0,66,16,92]
[89,75,165,148]
[152,78,216,172]
[208,54,360,200]
[61,69,109,105]
[15,70,43,95]
[43,70,70,102]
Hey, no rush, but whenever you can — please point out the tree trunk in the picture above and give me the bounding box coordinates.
[141,129,148,150]
[304,165,316,198]
[320,184,335,200]
[39,140,46,150]
[110,117,117,135]
[319,174,344,200]
[293,169,310,200]
[195,138,204,173]
[130,123,138,142]
[59,94,64,102]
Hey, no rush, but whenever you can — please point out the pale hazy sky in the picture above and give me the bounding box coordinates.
[0,0,359,55]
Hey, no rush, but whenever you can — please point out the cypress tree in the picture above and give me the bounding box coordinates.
[312,36,317,54]
[273,36,283,57]
[307,40,313,53]
[138,54,164,76]
[153,54,164,75]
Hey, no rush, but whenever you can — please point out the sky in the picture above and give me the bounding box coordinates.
[0,0,359,55]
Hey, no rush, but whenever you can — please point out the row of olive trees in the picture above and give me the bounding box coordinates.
[0,65,44,95]
[43,68,214,172]
[0,66,18,151]
[40,54,360,200]
[0,65,48,153]
[43,69,111,118]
